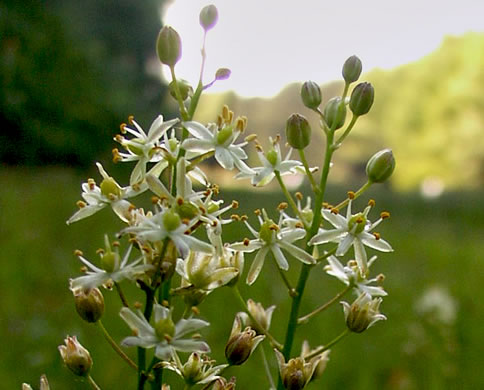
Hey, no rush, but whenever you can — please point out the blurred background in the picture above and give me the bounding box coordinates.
[1,0,483,389]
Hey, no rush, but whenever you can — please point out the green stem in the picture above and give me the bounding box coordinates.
[114,282,130,307]
[334,114,359,146]
[169,66,189,121]
[261,345,276,390]
[97,320,137,371]
[87,375,101,390]
[303,329,350,360]
[274,171,306,229]
[232,286,283,351]
[333,180,372,211]
[314,246,337,263]
[298,149,318,194]
[271,254,294,293]
[297,285,352,324]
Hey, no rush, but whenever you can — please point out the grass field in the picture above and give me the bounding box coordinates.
[1,167,483,389]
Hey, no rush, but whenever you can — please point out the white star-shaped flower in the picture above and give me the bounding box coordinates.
[309,200,392,274]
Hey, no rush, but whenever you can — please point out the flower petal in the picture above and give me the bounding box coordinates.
[246,246,268,285]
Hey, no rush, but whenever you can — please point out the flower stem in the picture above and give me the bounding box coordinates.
[97,320,137,371]
[274,171,306,229]
[232,286,283,351]
[334,114,359,146]
[169,66,189,121]
[334,180,372,211]
[114,282,130,307]
[298,149,318,194]
[303,329,350,360]
[297,285,352,324]
[261,345,276,390]
[270,254,294,293]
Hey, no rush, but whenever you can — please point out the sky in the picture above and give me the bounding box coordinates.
[162,0,484,97]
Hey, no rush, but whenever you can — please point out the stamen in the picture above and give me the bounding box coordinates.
[356,217,363,224]
[128,115,134,125]
[347,191,355,199]
[368,199,376,207]
[373,232,381,240]
[133,301,142,309]
[269,223,279,231]
[243,238,250,246]
[114,134,124,142]
[228,110,234,123]
[255,143,263,152]
[295,222,304,228]
[330,207,339,214]
[181,218,190,225]
[87,178,96,190]
[120,123,127,133]
[199,205,207,214]
[191,306,200,316]
[151,196,160,204]
[376,273,385,282]
[240,215,248,222]
[80,266,87,273]
[76,200,87,209]
[112,241,120,247]
[348,260,358,267]
[273,134,281,144]
[254,209,261,216]
[295,192,303,201]
[176,197,184,206]
[217,114,223,128]
[322,202,330,209]
[74,250,83,257]
[278,202,288,210]
[132,183,141,192]
[245,134,257,142]
[161,300,170,307]
[222,105,230,121]
[96,248,104,255]
[231,200,239,209]
[231,214,240,221]
[380,211,390,219]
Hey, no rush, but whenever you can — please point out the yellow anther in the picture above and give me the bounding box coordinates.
[348,260,357,267]
[240,214,248,221]
[181,218,190,225]
[295,192,303,200]
[235,117,245,132]
[217,114,223,128]
[331,207,339,215]
[128,115,134,125]
[231,214,240,221]
[134,301,143,309]
[87,178,96,190]
[273,134,281,144]
[128,204,136,212]
[114,134,124,143]
[243,238,250,246]
[96,248,104,255]
[278,202,288,210]
[381,211,390,219]
[161,299,170,307]
[176,197,184,206]
[376,273,385,282]
[120,123,127,133]
[255,143,263,152]
[347,191,355,199]
[245,133,257,142]
[199,205,207,214]
[76,200,87,209]
[228,110,234,123]
[112,241,120,247]
[151,196,160,204]
[373,232,381,240]
[254,209,261,216]
[231,200,239,209]
[212,220,218,227]
[191,306,200,316]
[74,249,83,257]
[295,222,304,228]
[203,189,211,197]
[222,105,230,121]
[322,202,330,209]
[132,183,141,192]
[211,184,220,195]
[269,223,280,231]
[368,199,376,207]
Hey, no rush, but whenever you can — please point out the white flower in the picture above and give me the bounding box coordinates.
[308,200,392,274]
[121,207,212,258]
[162,352,228,386]
[70,236,152,290]
[324,255,387,297]
[114,115,179,185]
[182,120,252,172]
[234,137,303,187]
[231,209,315,285]
[120,304,210,360]
[67,163,147,224]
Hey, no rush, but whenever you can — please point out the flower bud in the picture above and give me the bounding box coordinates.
[211,377,236,390]
[275,349,320,390]
[156,26,182,67]
[215,68,231,81]
[169,79,193,101]
[225,316,264,365]
[341,293,387,333]
[73,287,105,323]
[366,148,395,183]
[300,81,322,110]
[323,97,346,130]
[200,4,218,31]
[349,82,374,116]
[23,375,50,390]
[342,55,362,84]
[58,336,93,377]
[285,113,311,149]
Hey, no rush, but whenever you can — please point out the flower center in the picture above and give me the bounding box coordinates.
[163,211,182,231]
[100,177,122,198]
[266,149,278,167]
[348,213,367,234]
[259,220,275,243]
[216,126,233,145]
[154,317,176,340]
[127,139,145,156]
[100,250,119,273]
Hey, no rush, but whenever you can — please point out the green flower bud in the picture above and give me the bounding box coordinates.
[156,26,182,67]
[58,336,93,377]
[73,287,105,323]
[300,81,322,110]
[342,55,362,84]
[169,79,193,101]
[199,4,218,31]
[285,113,311,149]
[349,82,374,116]
[323,97,346,130]
[215,68,231,81]
[366,148,395,183]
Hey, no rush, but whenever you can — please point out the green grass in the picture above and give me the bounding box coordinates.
[1,167,483,389]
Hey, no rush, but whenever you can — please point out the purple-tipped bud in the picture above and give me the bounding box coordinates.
[300,81,322,110]
[156,26,182,67]
[286,113,311,149]
[366,149,395,183]
[323,97,346,130]
[215,68,231,81]
[73,287,105,323]
[342,55,362,84]
[200,4,219,31]
[349,82,374,116]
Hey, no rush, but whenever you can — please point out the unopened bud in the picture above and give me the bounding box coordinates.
[215,68,231,81]
[300,81,322,110]
[349,82,374,116]
[156,26,182,67]
[199,4,218,31]
[323,97,346,130]
[341,293,386,333]
[169,79,193,101]
[225,316,264,365]
[285,113,311,149]
[366,148,395,183]
[58,336,93,377]
[73,287,105,323]
[342,55,362,84]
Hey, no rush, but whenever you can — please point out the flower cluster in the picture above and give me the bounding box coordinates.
[42,5,397,390]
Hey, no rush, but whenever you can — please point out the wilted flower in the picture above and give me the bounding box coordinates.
[231,209,315,285]
[300,341,330,382]
[120,303,210,360]
[238,299,276,335]
[58,336,92,377]
[70,236,152,290]
[309,199,392,274]
[225,315,265,365]
[341,292,387,333]
[22,375,49,390]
